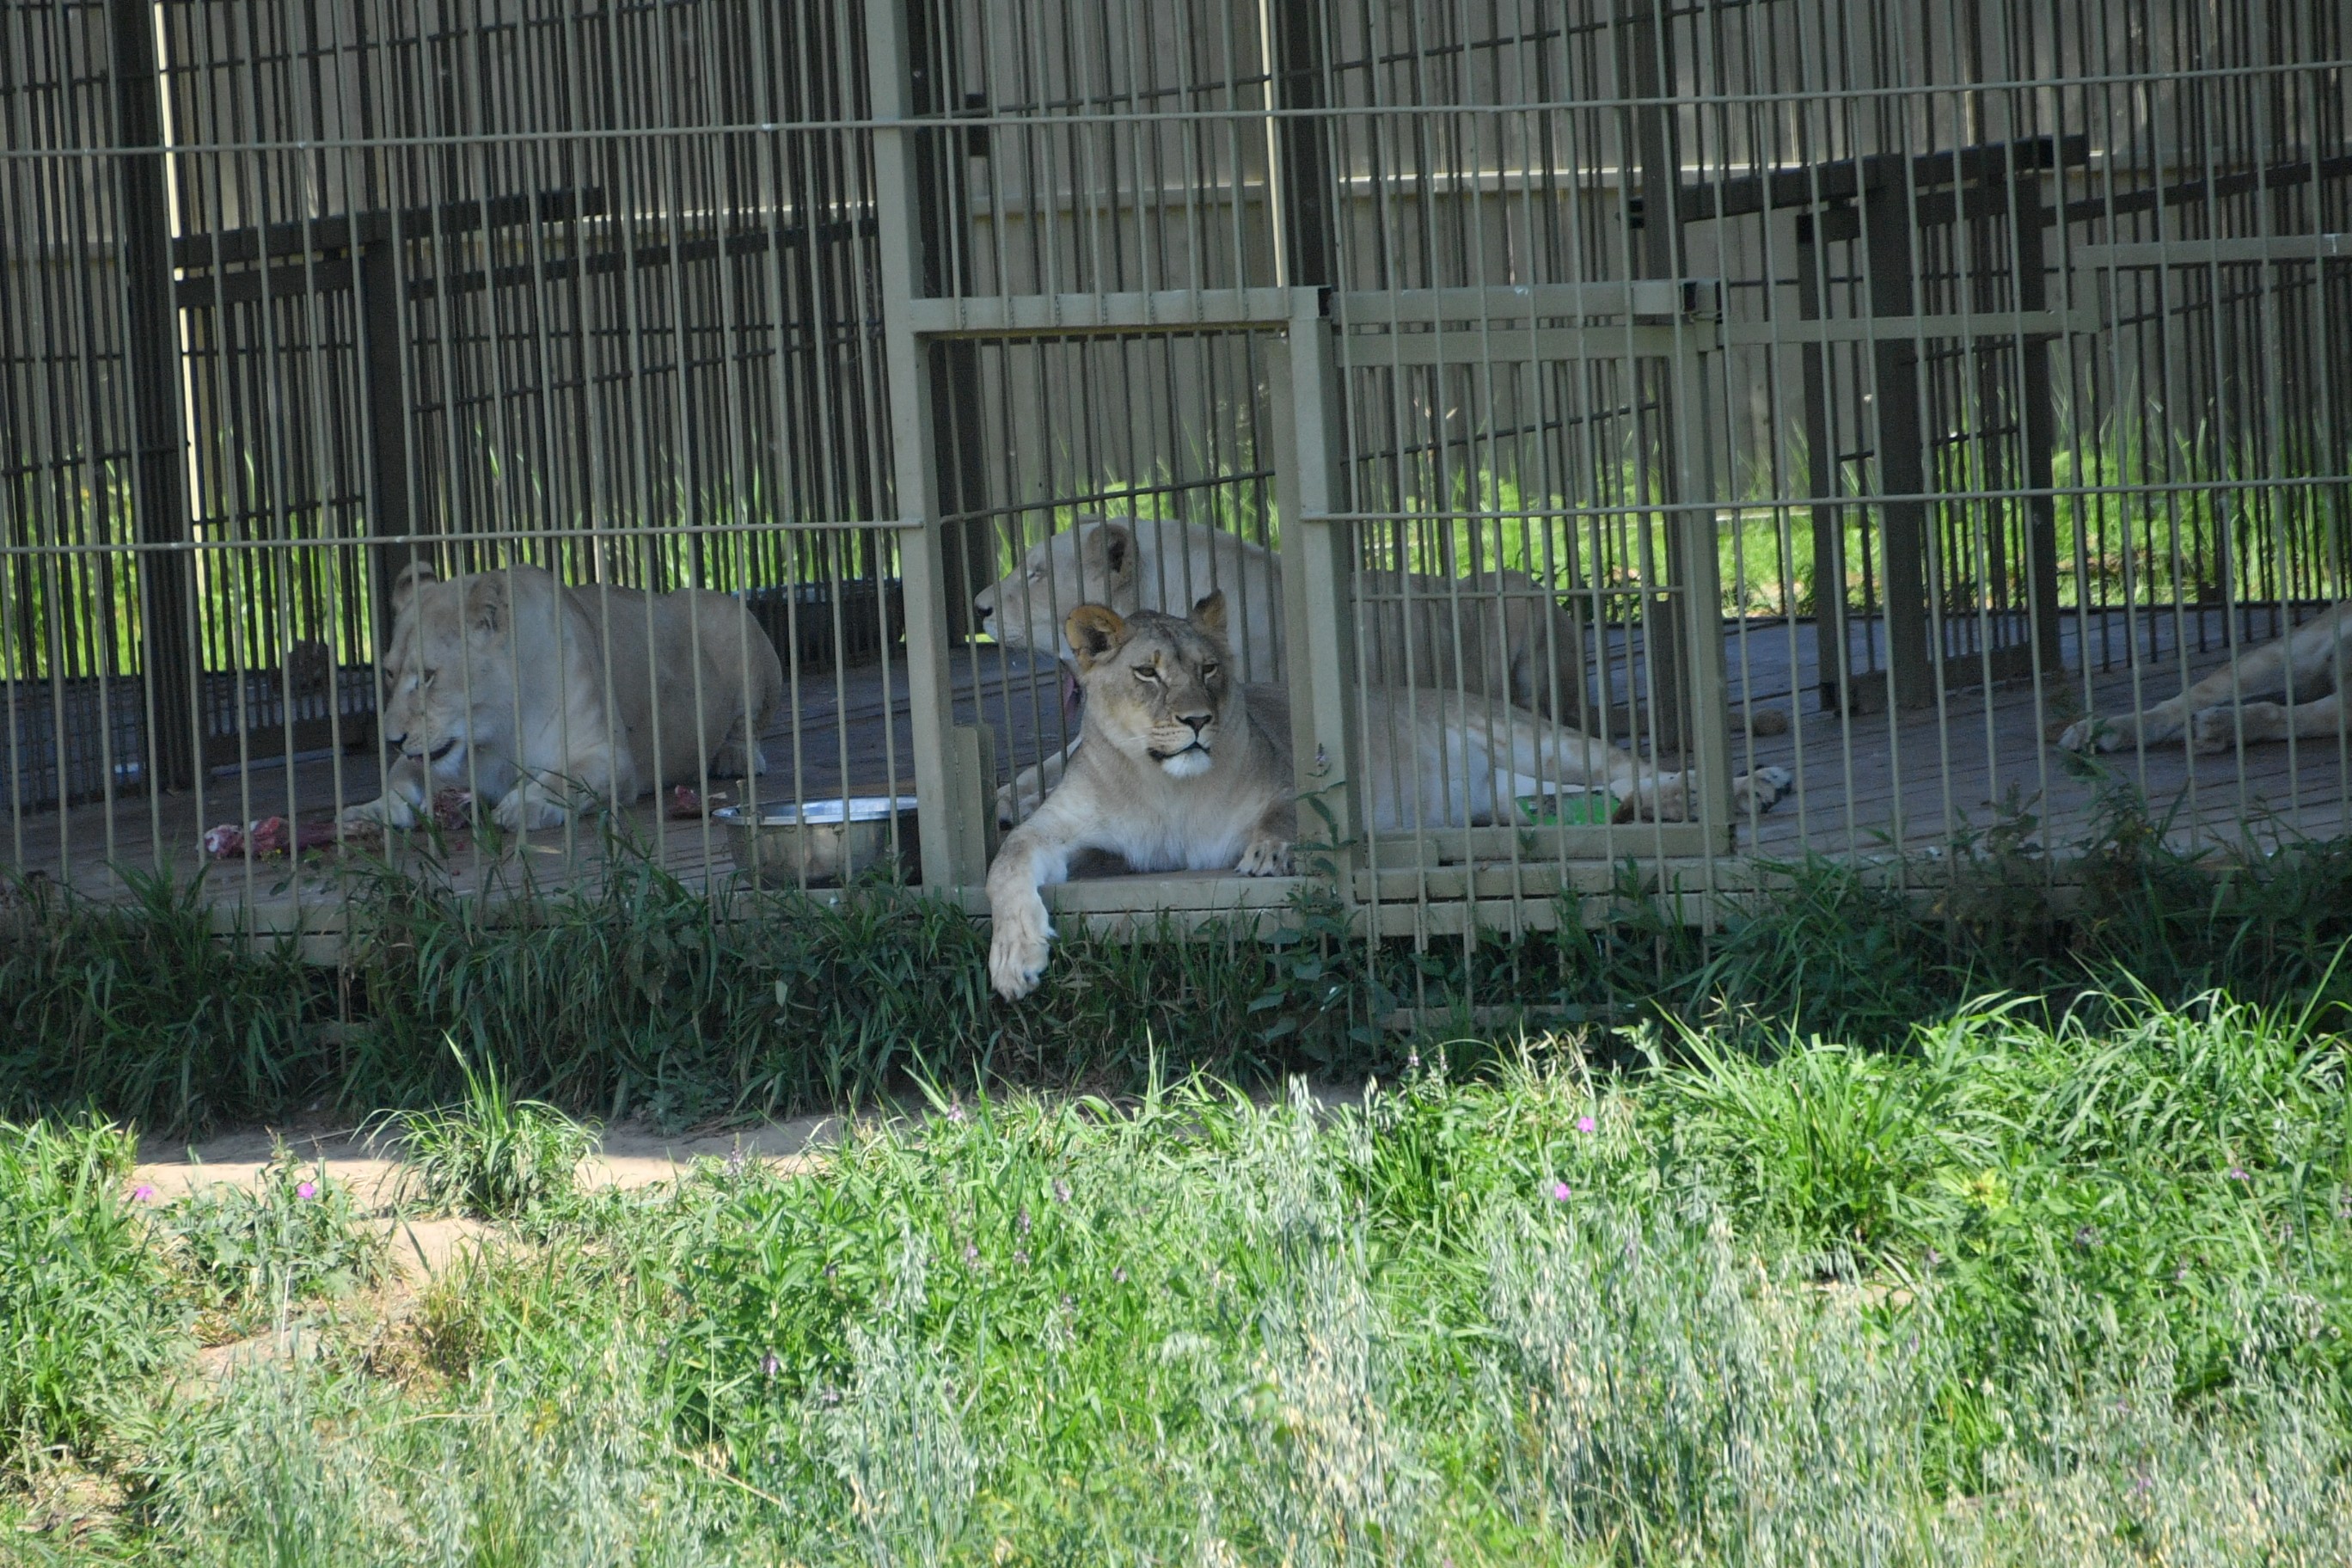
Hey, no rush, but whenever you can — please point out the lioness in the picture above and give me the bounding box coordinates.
[974,516,1598,821]
[985,592,1791,1001]
[2058,601,2352,755]
[341,562,785,832]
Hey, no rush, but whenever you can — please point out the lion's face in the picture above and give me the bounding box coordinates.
[377,567,512,786]
[1064,592,1235,780]
[974,519,1140,654]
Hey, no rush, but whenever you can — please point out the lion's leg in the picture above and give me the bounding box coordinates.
[1234,795,1294,876]
[492,777,575,831]
[709,713,767,778]
[2190,688,2348,754]
[493,748,619,831]
[2061,615,2340,754]
[986,803,1097,1001]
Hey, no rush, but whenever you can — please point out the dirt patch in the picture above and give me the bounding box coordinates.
[127,1080,1376,1207]
[127,1111,846,1208]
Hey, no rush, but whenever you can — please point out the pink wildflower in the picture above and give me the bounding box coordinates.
[296,1180,318,1201]
[1551,1180,1571,1203]
[130,1183,156,1204]
[1576,1115,1596,1134]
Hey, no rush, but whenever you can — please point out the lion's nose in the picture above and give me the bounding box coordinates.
[1179,712,1211,736]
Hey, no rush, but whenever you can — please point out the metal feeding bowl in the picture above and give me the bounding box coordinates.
[713,796,919,888]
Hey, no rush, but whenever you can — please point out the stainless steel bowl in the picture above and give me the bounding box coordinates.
[713,796,919,887]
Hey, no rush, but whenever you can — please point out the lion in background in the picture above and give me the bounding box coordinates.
[2060,601,2352,756]
[973,515,1602,822]
[340,561,785,833]
[985,591,1790,1001]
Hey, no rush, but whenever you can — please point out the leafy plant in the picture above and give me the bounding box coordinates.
[162,1147,387,1327]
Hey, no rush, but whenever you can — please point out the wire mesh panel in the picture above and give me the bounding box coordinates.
[3,0,928,909]
[1662,0,2351,861]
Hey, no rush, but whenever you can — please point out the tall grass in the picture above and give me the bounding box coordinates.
[8,787,2352,1138]
[0,1118,177,1456]
[12,998,2347,1559]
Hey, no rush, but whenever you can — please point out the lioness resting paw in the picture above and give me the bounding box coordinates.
[985,591,1792,1001]
[341,562,785,833]
[2059,601,2352,756]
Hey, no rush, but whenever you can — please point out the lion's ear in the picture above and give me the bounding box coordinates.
[1079,520,1135,587]
[1189,589,1228,637]
[389,559,437,617]
[464,573,509,634]
[1063,603,1129,671]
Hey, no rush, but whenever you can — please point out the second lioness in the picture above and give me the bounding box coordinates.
[985,591,1790,1001]
[975,517,1600,822]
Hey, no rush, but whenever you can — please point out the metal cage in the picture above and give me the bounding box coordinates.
[3,0,2347,952]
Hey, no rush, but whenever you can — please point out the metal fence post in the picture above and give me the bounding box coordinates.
[868,0,991,892]
[1275,291,1357,897]
[107,0,198,794]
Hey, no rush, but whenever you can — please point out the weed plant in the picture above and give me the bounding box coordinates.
[371,1042,596,1219]
[161,1149,386,1333]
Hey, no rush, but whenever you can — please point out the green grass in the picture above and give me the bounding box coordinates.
[0,1119,178,1457]
[9,782,2352,1141]
[370,1041,597,1219]
[5,985,2349,1560]
[160,1148,387,1332]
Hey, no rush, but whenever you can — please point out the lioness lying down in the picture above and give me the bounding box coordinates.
[341,562,785,832]
[974,517,1599,824]
[2059,601,2352,756]
[985,592,1792,1001]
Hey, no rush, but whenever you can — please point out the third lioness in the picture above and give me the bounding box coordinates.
[2058,601,2352,755]
[984,591,1790,1001]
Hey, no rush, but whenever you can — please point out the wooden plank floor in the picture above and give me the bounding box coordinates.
[9,611,2344,920]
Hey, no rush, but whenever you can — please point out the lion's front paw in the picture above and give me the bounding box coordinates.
[340,792,419,830]
[2058,715,2122,754]
[1234,836,1293,876]
[1734,764,1793,814]
[1613,773,1693,823]
[995,779,1047,830]
[989,894,1055,1001]
[491,787,569,832]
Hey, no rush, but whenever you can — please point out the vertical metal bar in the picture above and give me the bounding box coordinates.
[1275,291,1356,893]
[107,0,197,796]
[870,0,990,892]
[1863,176,1934,710]
[903,0,993,643]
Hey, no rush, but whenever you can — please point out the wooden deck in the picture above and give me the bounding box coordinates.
[6,609,2344,928]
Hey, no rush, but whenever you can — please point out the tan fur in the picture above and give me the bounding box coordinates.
[340,562,785,832]
[2059,601,2352,756]
[975,516,1597,824]
[985,592,1792,1001]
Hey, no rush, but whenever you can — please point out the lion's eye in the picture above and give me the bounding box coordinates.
[1026,567,1044,582]
[1133,666,1161,684]
[1200,662,1219,677]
